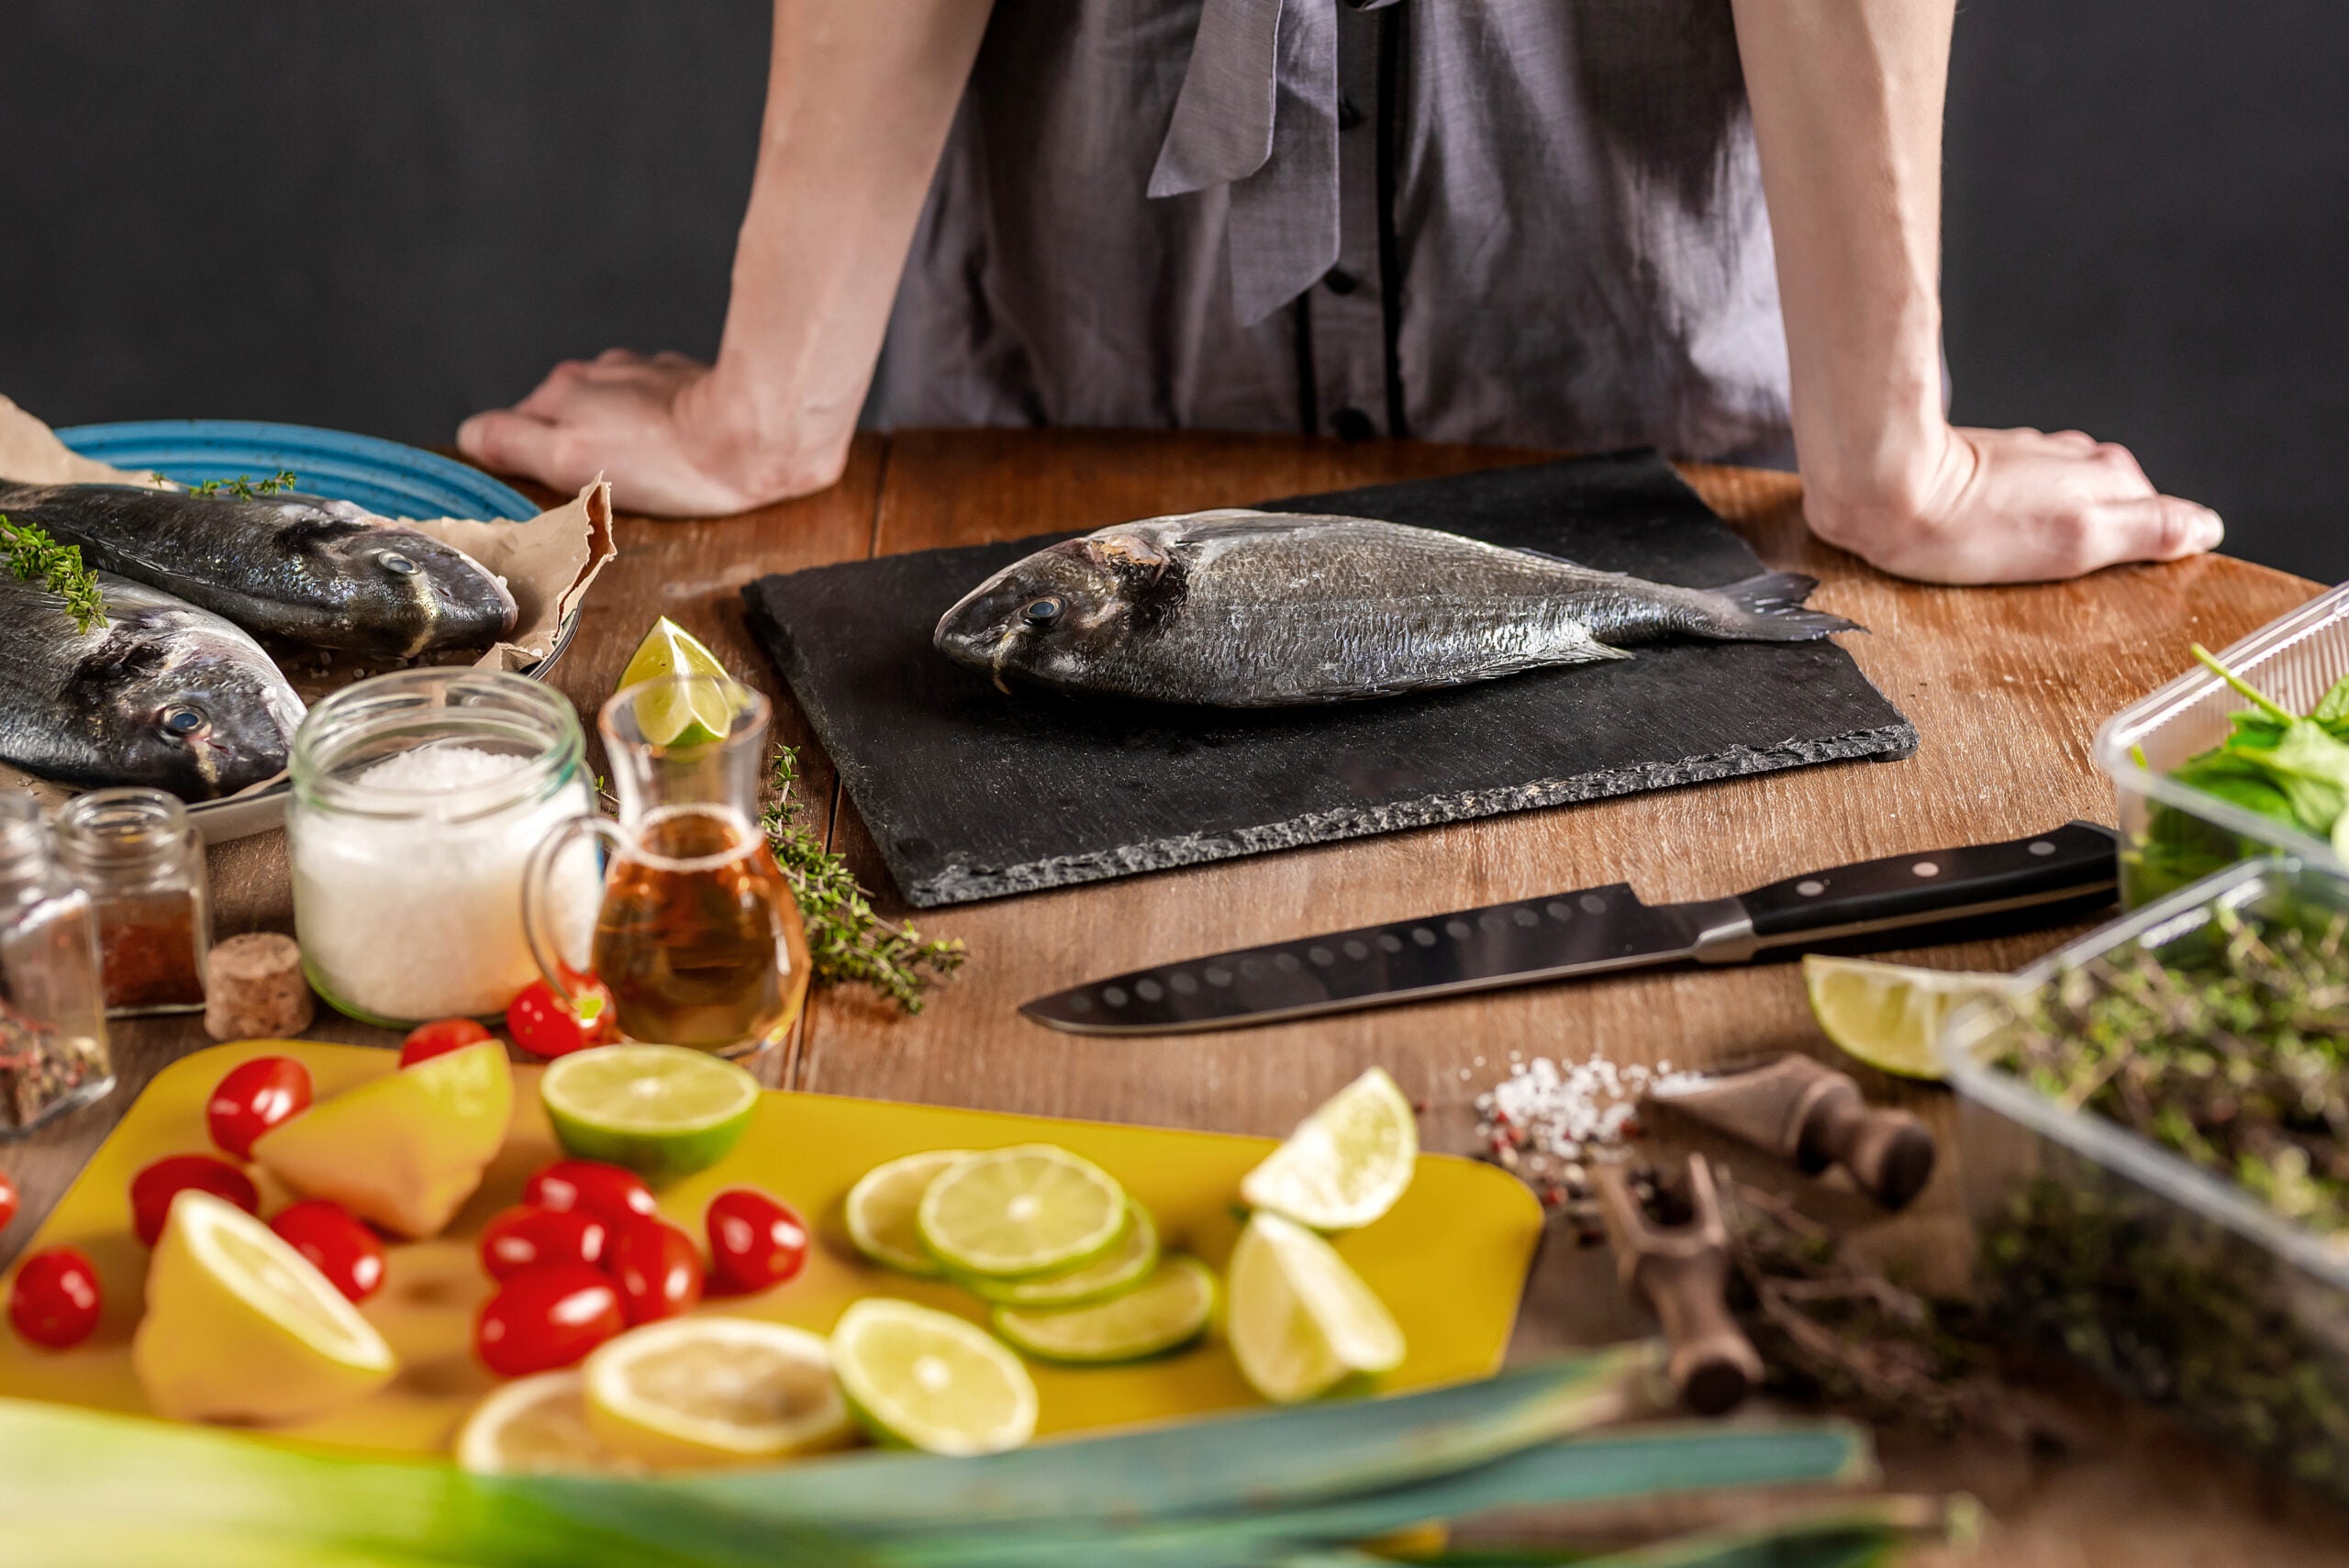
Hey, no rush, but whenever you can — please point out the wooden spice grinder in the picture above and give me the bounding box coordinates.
[1647,1053,1937,1210]
[1593,1156,1763,1416]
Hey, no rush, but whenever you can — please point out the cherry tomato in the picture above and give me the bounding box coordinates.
[607,1218,704,1325]
[8,1248,101,1350]
[705,1187,810,1295]
[480,1205,610,1280]
[399,1018,495,1069]
[130,1154,259,1247]
[473,1263,623,1377]
[522,1160,657,1228]
[205,1055,312,1162]
[0,1168,17,1233]
[269,1199,386,1303]
[505,977,618,1060]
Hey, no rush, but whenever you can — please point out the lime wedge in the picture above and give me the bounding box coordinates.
[1240,1067,1419,1231]
[1226,1211,1405,1404]
[916,1145,1128,1279]
[845,1149,972,1277]
[1802,955,2008,1081]
[992,1255,1216,1363]
[958,1200,1159,1307]
[830,1298,1037,1456]
[456,1372,640,1475]
[584,1317,848,1466]
[540,1044,761,1181]
[618,617,740,746]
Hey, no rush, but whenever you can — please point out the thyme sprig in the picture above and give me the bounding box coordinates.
[190,470,298,498]
[0,514,106,633]
[762,748,965,1013]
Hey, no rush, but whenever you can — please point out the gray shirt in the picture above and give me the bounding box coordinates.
[873,0,1791,465]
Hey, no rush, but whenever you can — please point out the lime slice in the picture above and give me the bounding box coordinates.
[1225,1211,1404,1404]
[618,617,740,746]
[584,1317,849,1466]
[846,1150,971,1276]
[916,1145,1128,1279]
[830,1298,1037,1456]
[1240,1067,1419,1231]
[1802,955,2008,1081]
[993,1256,1216,1363]
[540,1044,761,1181]
[456,1371,641,1475]
[959,1200,1159,1307]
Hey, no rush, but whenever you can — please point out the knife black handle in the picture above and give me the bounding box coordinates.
[1740,820,2117,945]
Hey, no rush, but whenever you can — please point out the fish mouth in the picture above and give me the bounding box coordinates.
[985,626,1030,696]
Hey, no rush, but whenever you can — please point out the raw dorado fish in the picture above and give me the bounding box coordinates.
[933,510,1860,707]
[0,572,305,799]
[0,480,518,657]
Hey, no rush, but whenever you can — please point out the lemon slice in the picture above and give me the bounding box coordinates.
[131,1190,397,1425]
[830,1298,1037,1456]
[916,1145,1128,1279]
[618,619,740,747]
[540,1044,762,1181]
[845,1149,972,1276]
[993,1256,1216,1363]
[1240,1067,1419,1231]
[457,1372,641,1475]
[1225,1211,1404,1405]
[1802,955,2009,1081]
[583,1317,849,1467]
[959,1200,1160,1307]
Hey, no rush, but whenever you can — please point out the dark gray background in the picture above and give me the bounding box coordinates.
[1,2,2339,580]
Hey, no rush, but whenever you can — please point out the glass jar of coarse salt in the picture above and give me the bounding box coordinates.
[288,670,602,1028]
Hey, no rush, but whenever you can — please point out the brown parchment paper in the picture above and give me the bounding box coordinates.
[0,395,618,806]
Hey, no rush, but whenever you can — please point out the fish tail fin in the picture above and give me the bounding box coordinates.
[1687,571,1862,642]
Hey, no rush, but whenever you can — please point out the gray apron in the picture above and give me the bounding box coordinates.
[872,0,1791,465]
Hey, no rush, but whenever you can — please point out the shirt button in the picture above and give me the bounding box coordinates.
[1330,407,1377,441]
[1324,267,1360,296]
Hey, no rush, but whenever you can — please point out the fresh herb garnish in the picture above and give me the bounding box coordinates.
[762,747,965,1012]
[190,470,298,499]
[0,514,106,633]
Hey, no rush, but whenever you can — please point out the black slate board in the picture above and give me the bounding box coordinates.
[743,452,1917,907]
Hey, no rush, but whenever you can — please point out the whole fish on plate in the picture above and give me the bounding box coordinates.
[933,510,1860,707]
[0,573,306,800]
[0,481,518,658]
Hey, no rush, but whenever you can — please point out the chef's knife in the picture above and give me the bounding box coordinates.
[1020,820,2115,1036]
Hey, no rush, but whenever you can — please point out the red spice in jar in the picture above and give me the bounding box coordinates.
[95,892,206,1012]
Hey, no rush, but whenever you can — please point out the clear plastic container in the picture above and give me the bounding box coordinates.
[1944,856,2349,1501]
[2094,580,2347,906]
[0,795,115,1137]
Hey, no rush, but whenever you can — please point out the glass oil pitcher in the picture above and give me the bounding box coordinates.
[522,675,810,1058]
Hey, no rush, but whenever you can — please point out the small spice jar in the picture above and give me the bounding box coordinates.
[288,670,601,1028]
[55,787,212,1016]
[0,795,114,1137]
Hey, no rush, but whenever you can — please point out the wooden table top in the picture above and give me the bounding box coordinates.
[4,428,2343,1562]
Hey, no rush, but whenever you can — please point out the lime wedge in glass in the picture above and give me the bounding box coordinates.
[1802,955,2008,1081]
[845,1149,972,1277]
[618,617,740,746]
[1226,1211,1405,1404]
[830,1298,1037,1456]
[957,1199,1159,1307]
[992,1255,1216,1364]
[540,1044,762,1181]
[1239,1067,1419,1231]
[916,1144,1128,1279]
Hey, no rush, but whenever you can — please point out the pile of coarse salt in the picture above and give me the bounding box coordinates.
[1474,1053,1707,1217]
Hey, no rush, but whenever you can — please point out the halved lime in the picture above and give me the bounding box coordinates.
[845,1149,972,1277]
[1802,955,2008,1081]
[916,1145,1128,1279]
[958,1199,1159,1307]
[618,617,740,746]
[584,1317,848,1466]
[456,1372,640,1475]
[540,1044,761,1181]
[1225,1212,1405,1404]
[830,1298,1037,1456]
[993,1255,1215,1363]
[1240,1067,1419,1231]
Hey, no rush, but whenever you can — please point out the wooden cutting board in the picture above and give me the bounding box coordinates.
[743,451,1916,906]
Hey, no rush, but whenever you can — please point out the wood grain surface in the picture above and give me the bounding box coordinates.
[2,429,2339,1563]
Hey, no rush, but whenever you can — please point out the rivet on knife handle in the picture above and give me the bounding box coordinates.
[1648,1054,1938,1210]
[1594,1157,1762,1417]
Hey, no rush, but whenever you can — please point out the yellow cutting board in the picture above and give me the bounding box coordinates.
[0,1041,1541,1460]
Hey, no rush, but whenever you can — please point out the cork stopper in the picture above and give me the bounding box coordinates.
[204,932,316,1041]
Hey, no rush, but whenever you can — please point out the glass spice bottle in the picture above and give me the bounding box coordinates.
[0,795,114,1137]
[54,788,212,1016]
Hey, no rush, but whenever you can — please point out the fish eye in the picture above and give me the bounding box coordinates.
[161,706,208,739]
[379,551,420,575]
[1022,596,1065,627]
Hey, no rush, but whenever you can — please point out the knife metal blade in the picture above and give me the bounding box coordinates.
[1019,821,2117,1036]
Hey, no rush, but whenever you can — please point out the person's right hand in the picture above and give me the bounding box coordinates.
[457,350,849,518]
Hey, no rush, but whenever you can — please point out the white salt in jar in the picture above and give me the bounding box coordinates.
[288,671,601,1027]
